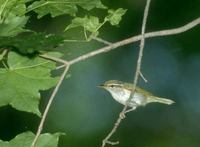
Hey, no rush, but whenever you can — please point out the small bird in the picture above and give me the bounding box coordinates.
[99,80,175,111]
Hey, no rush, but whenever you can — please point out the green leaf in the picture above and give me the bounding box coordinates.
[0,51,59,116]
[76,0,107,10]
[105,8,127,26]
[0,33,64,54]
[27,0,106,18]
[0,0,27,17]
[0,132,64,147]
[27,0,78,18]
[65,16,101,34]
[0,0,29,36]
[0,14,29,37]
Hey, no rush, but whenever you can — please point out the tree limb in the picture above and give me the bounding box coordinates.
[51,16,200,70]
[101,0,152,146]
[68,17,200,65]
[34,14,200,147]
[31,65,70,147]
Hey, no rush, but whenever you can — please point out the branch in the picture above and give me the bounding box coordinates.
[31,65,70,147]
[31,15,200,146]
[92,37,112,45]
[139,71,148,83]
[39,54,68,65]
[101,0,152,146]
[68,17,200,65]
[53,16,200,70]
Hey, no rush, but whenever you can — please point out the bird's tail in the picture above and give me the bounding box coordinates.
[148,96,175,105]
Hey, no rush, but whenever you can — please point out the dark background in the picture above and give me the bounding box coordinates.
[1,0,200,147]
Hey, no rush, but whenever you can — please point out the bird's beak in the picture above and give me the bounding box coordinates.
[98,84,105,88]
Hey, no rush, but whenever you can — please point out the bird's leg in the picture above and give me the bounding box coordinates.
[119,112,126,119]
[119,106,137,119]
[125,106,137,113]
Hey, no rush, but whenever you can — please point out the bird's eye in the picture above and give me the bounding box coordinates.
[110,85,114,88]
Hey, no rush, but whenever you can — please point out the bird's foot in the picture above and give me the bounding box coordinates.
[125,107,136,113]
[119,112,126,119]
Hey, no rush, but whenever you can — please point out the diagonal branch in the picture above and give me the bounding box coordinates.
[39,17,200,69]
[32,15,200,147]
[92,36,112,45]
[101,0,152,146]
[31,65,70,147]
[39,54,68,65]
[68,17,200,65]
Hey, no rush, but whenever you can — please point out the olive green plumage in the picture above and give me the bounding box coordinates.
[100,80,175,107]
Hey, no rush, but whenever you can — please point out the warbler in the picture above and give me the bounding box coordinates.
[99,80,175,110]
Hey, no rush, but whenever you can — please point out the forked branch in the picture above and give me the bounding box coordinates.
[31,10,200,147]
[69,16,200,65]
[102,0,151,146]
[53,17,200,70]
[31,65,70,147]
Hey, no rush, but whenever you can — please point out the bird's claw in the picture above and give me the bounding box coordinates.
[119,112,126,119]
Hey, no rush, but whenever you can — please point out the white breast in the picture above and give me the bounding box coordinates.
[106,87,146,107]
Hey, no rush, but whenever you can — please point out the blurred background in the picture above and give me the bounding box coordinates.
[1,0,200,146]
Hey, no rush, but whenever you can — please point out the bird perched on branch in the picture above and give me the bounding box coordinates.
[99,80,175,112]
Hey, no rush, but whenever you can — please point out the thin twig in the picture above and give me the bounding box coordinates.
[30,15,200,147]
[67,17,200,65]
[39,54,68,65]
[56,64,66,70]
[101,0,151,146]
[92,37,112,45]
[47,17,200,69]
[139,71,148,83]
[31,65,70,147]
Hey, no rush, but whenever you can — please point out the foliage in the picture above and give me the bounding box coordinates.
[0,132,63,147]
[0,33,65,54]
[27,0,107,18]
[65,8,126,39]
[0,0,126,146]
[0,51,58,116]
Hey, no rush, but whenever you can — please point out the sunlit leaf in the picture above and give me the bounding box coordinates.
[76,0,107,10]
[27,0,78,18]
[65,16,101,34]
[0,51,59,116]
[0,132,64,147]
[0,0,29,36]
[27,0,106,18]
[0,15,29,37]
[105,8,127,25]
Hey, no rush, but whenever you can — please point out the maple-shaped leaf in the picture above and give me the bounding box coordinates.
[0,51,59,116]
[64,15,101,39]
[0,15,29,37]
[0,132,64,147]
[105,8,127,26]
[27,0,78,18]
[65,16,101,33]
[0,33,64,54]
[75,0,107,10]
[27,0,106,18]
[0,0,29,36]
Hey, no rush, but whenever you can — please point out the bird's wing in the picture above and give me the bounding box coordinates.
[124,83,153,96]
[135,87,153,96]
